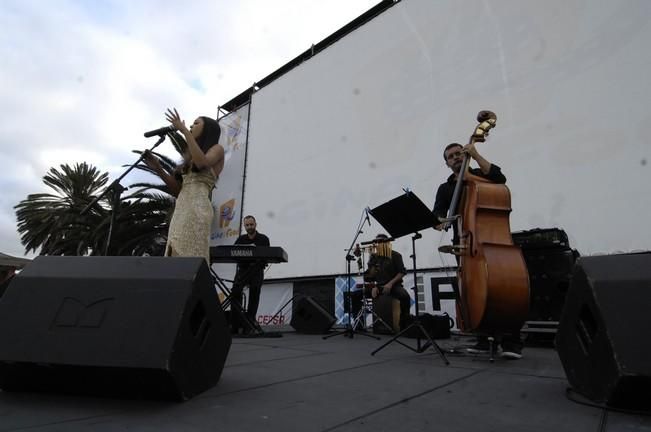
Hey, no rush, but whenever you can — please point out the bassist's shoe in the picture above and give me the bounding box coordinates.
[466,340,490,354]
[500,344,523,360]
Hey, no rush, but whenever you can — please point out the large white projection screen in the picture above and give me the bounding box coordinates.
[241,0,651,279]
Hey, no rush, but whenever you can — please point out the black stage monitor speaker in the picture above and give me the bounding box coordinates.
[290,296,336,334]
[555,252,651,409]
[0,256,232,401]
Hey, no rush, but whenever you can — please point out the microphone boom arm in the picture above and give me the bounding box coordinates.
[81,133,166,216]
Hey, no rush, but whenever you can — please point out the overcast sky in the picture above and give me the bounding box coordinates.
[0,0,378,257]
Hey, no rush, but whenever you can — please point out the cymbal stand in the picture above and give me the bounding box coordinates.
[324,208,379,340]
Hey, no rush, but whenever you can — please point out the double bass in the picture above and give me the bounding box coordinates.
[441,111,529,334]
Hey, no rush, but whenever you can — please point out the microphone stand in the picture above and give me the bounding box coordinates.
[81,134,167,256]
[324,208,379,340]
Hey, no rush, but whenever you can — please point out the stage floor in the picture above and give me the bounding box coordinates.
[1,329,649,431]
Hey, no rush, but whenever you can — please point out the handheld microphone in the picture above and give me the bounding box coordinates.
[144,125,176,138]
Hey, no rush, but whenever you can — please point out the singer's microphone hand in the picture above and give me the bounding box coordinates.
[142,150,161,171]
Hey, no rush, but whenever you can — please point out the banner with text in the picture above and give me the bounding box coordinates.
[256,282,294,327]
[210,104,249,281]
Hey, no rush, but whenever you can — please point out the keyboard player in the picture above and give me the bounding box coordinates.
[230,215,270,335]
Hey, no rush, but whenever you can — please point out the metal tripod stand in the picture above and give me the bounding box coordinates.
[370,232,449,364]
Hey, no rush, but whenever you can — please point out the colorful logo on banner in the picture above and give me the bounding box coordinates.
[219,198,236,228]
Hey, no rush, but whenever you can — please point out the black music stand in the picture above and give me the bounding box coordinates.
[368,191,449,365]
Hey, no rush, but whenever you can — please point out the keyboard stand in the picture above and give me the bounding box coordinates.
[209,266,281,338]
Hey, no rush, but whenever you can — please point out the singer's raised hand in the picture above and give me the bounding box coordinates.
[165,108,185,131]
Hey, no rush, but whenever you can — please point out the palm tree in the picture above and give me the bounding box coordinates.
[15,133,188,256]
[15,162,109,255]
[110,189,175,256]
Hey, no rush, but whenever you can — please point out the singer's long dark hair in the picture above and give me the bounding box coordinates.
[196,116,221,153]
[176,116,222,175]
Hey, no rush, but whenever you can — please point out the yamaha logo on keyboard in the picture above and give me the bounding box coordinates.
[210,245,287,263]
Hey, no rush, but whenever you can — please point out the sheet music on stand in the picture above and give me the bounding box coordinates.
[368,191,435,238]
[368,191,450,365]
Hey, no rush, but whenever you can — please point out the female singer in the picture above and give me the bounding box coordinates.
[144,108,224,263]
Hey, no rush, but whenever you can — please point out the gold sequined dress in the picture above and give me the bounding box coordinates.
[165,169,216,263]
